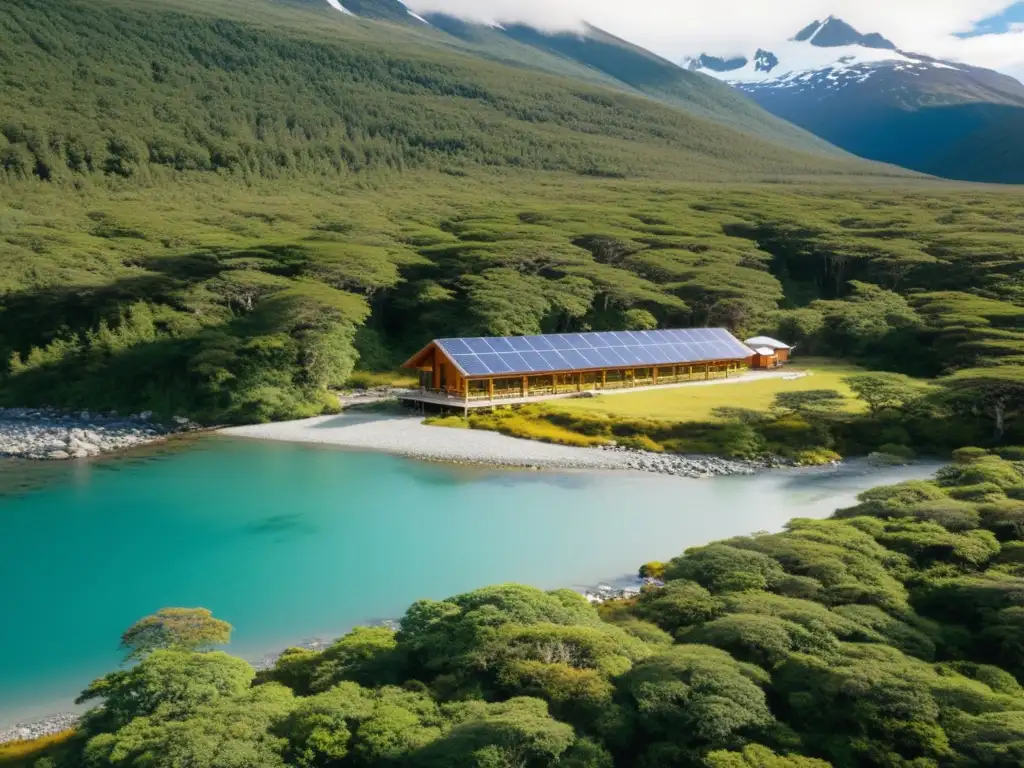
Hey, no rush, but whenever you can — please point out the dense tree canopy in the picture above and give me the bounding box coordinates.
[118,608,233,661]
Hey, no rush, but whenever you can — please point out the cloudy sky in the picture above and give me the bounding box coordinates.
[405,0,1024,79]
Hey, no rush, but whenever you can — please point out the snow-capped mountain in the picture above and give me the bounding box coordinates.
[685,16,1016,95]
[684,17,1024,181]
[316,2,1024,182]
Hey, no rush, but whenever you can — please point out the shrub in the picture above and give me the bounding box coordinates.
[878,443,916,459]
[994,446,1024,460]
[608,619,674,646]
[714,424,767,459]
[639,562,666,580]
[937,457,1024,490]
[792,448,842,466]
[665,545,785,594]
[618,434,664,453]
[979,502,1024,541]
[634,581,723,633]
[853,480,948,511]
[904,501,981,532]
[953,447,990,463]
[762,415,832,451]
[678,613,840,668]
[468,412,607,447]
[947,483,1008,503]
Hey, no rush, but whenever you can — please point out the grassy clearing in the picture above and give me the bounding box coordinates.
[545,359,867,422]
[423,414,470,429]
[428,410,610,447]
[0,731,75,767]
[418,359,952,463]
[343,370,418,390]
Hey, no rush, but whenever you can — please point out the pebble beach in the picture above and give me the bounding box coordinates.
[0,408,195,460]
[219,411,780,477]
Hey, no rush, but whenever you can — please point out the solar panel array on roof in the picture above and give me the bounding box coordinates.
[437,329,754,378]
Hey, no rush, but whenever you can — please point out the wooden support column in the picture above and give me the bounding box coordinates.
[653,367,658,386]
[601,370,607,388]
[488,378,494,400]
[705,363,710,381]
[578,373,583,392]
[522,376,528,398]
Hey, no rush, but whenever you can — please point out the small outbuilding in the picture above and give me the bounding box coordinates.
[744,336,793,368]
[749,335,794,370]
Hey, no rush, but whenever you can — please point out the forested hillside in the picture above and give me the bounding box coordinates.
[26,449,1024,767]
[418,15,842,155]
[1,0,1023,427]
[0,0,862,184]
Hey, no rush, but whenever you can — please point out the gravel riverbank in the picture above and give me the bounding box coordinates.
[0,408,196,460]
[0,712,79,744]
[220,412,779,477]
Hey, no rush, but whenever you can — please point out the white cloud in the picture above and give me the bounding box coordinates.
[404,0,1024,80]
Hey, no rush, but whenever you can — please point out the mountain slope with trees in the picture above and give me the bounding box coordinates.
[0,0,859,186]
[418,14,843,155]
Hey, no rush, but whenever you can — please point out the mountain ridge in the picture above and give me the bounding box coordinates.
[310,2,849,157]
[684,16,1024,182]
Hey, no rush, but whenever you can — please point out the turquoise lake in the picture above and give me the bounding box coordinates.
[0,437,939,725]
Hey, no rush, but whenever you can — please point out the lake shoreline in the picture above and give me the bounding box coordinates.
[0,408,200,460]
[0,436,940,738]
[219,412,784,478]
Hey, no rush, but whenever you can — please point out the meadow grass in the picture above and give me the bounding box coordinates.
[0,731,75,767]
[544,358,868,422]
[427,410,608,447]
[343,370,418,390]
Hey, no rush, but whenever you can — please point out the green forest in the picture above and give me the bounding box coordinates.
[1,0,1023,430]
[11,448,1024,767]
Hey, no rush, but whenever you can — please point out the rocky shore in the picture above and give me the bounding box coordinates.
[0,712,79,744]
[596,444,791,477]
[220,413,783,477]
[0,408,198,460]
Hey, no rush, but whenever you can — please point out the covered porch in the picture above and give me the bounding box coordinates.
[398,361,749,413]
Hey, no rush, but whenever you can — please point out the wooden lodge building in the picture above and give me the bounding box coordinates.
[401,328,790,412]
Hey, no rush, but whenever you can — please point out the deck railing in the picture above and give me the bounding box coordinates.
[419,362,747,405]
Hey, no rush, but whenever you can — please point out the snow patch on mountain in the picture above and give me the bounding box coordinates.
[684,17,980,94]
[325,0,355,16]
[692,40,919,84]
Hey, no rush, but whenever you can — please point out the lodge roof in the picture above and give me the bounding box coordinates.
[404,328,756,378]
[745,336,792,350]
